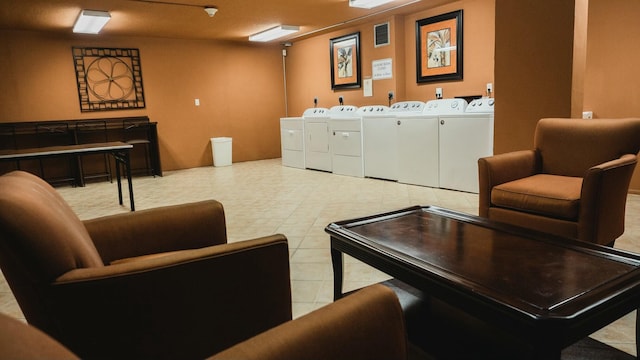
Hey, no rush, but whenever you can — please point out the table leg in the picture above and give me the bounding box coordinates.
[124,150,135,211]
[331,243,344,301]
[115,155,123,205]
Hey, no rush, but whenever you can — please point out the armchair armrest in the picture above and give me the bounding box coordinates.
[209,284,407,360]
[84,200,227,264]
[579,154,638,245]
[47,234,291,360]
[478,150,539,217]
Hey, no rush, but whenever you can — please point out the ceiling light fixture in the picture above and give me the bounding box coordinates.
[73,9,111,34]
[349,0,394,9]
[204,6,218,17]
[249,25,300,42]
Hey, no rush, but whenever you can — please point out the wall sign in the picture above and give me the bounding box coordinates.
[372,58,393,80]
[72,47,146,112]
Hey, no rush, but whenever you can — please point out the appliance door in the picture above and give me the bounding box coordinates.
[363,117,397,180]
[280,119,304,169]
[397,116,439,187]
[305,121,331,171]
[439,115,494,193]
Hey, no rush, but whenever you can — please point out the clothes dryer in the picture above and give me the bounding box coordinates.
[393,100,439,187]
[280,116,304,169]
[360,105,395,180]
[328,105,363,177]
[303,107,331,172]
[438,98,494,193]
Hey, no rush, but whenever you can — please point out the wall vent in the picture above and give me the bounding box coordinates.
[374,22,390,47]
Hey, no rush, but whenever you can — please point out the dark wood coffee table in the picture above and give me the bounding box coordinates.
[327,206,640,359]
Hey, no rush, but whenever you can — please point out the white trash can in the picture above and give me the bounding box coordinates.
[211,137,232,167]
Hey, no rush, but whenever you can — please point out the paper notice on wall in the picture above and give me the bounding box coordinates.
[372,58,392,80]
[364,78,373,97]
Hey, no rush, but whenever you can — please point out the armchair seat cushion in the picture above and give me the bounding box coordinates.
[491,174,583,220]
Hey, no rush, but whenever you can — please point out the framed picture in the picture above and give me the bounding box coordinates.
[72,47,146,112]
[416,10,463,83]
[330,32,361,90]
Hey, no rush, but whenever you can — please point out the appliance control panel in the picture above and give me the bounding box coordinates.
[389,101,425,113]
[358,105,389,114]
[302,107,330,117]
[466,98,495,113]
[329,105,359,114]
[424,98,468,115]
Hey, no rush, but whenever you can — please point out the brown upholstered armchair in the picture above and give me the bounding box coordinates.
[0,170,291,359]
[478,118,640,246]
[0,284,407,360]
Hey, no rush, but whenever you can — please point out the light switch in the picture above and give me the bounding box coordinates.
[195,98,200,106]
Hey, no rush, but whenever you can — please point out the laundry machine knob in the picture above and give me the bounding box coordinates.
[440,120,445,125]
[397,120,402,125]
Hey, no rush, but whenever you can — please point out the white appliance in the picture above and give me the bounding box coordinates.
[360,105,395,180]
[280,116,304,169]
[392,100,440,187]
[391,101,428,184]
[328,105,363,177]
[303,107,331,172]
[438,97,494,193]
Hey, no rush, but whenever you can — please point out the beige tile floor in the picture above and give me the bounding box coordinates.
[1,158,639,355]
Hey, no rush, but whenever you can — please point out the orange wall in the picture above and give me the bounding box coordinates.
[3,1,638,191]
[0,30,285,171]
[582,0,640,191]
[286,0,495,116]
[403,0,495,101]
[494,0,575,154]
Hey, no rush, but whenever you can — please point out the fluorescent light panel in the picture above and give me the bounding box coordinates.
[73,10,111,34]
[249,25,299,42]
[349,0,394,9]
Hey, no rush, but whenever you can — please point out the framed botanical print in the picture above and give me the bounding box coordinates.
[416,10,463,83]
[330,32,361,90]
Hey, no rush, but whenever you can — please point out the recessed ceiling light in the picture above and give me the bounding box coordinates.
[249,25,300,42]
[349,0,394,9]
[73,10,111,34]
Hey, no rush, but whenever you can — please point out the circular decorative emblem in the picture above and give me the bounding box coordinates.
[85,56,134,101]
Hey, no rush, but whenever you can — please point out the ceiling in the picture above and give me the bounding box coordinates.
[0,0,453,43]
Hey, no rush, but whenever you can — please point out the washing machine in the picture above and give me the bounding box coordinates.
[438,97,494,193]
[303,107,331,172]
[392,100,440,187]
[360,105,395,180]
[280,116,305,169]
[328,105,363,177]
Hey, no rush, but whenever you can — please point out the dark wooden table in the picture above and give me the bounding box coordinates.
[327,206,640,359]
[0,142,135,211]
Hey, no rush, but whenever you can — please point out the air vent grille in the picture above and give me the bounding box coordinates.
[374,22,390,47]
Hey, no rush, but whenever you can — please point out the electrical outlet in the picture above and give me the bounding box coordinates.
[338,96,344,105]
[582,111,593,119]
[435,88,443,99]
[388,91,394,100]
[314,97,318,106]
[486,83,493,95]
[194,98,200,106]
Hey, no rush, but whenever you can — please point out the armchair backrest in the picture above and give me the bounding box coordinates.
[534,118,640,177]
[0,171,103,324]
